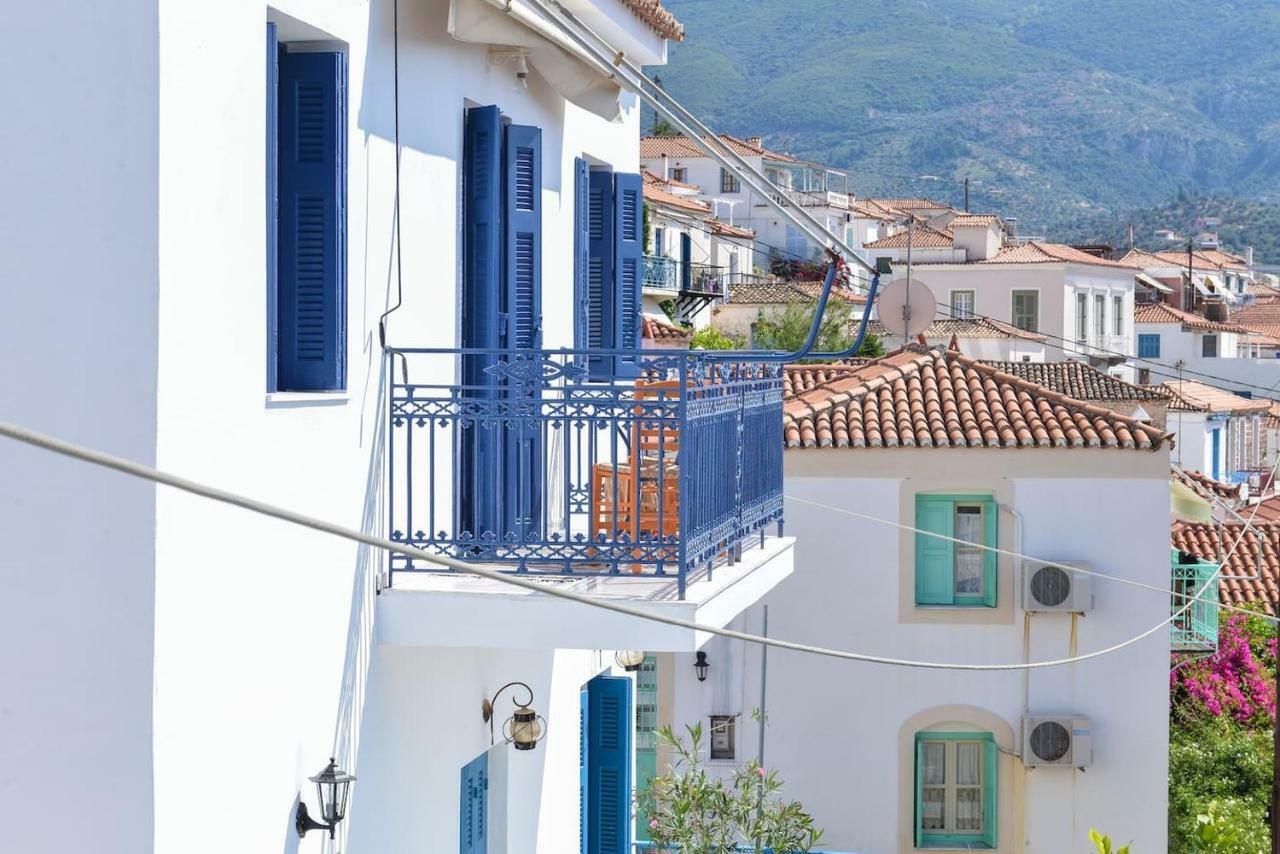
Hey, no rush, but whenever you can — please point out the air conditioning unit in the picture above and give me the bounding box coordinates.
[1022,715,1092,768]
[1023,561,1093,612]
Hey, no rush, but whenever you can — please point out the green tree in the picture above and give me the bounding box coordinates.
[752,300,884,359]
[651,118,679,137]
[1089,829,1132,854]
[689,326,744,351]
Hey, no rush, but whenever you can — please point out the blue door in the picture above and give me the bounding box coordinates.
[586,675,633,854]
[1211,427,1222,480]
[460,751,488,854]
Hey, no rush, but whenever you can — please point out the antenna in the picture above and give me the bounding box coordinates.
[876,277,937,343]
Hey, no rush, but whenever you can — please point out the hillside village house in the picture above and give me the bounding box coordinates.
[640,170,754,329]
[1162,380,1270,486]
[711,279,867,346]
[2,2,804,853]
[661,348,1176,851]
[640,133,855,271]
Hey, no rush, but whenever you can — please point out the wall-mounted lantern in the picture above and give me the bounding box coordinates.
[482,681,547,751]
[694,651,710,682]
[615,650,645,672]
[295,757,356,839]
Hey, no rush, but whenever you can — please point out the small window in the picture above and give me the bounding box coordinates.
[915,732,997,848]
[1011,290,1038,333]
[951,290,975,319]
[1202,334,1218,358]
[1138,334,1161,358]
[720,167,741,194]
[1094,293,1105,338]
[915,495,997,607]
[709,715,736,760]
[1075,292,1088,342]
[1113,295,1123,336]
[671,167,687,183]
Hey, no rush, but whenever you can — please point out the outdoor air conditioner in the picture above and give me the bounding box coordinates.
[1022,715,1092,768]
[1023,561,1093,613]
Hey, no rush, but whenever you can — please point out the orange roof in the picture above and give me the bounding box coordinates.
[1172,466,1245,504]
[977,241,1140,269]
[642,171,711,215]
[1172,521,1280,615]
[1133,302,1247,333]
[865,317,1047,342]
[1232,303,1280,340]
[708,219,755,239]
[782,362,871,396]
[727,280,866,305]
[866,198,950,211]
[1160,380,1271,415]
[1128,247,1249,271]
[863,225,954,249]
[782,346,1170,450]
[619,0,684,41]
[851,199,899,221]
[639,134,798,163]
[948,213,1002,228]
[641,315,690,343]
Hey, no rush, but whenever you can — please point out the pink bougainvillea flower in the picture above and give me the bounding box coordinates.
[756,766,767,778]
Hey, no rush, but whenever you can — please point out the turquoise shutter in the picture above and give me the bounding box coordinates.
[586,170,615,379]
[913,740,925,848]
[613,174,643,377]
[587,675,633,854]
[982,498,998,608]
[459,752,488,854]
[915,497,955,605]
[459,105,504,540]
[982,738,998,848]
[277,49,346,391]
[573,158,591,361]
[580,688,590,854]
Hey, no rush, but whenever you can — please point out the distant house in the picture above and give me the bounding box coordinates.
[1132,302,1253,380]
[710,279,866,344]
[1172,521,1279,615]
[1118,247,1248,309]
[864,317,1048,362]
[982,359,1172,426]
[1162,380,1270,483]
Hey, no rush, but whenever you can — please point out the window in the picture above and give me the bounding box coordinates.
[1075,293,1087,342]
[653,227,665,256]
[709,716,736,760]
[1113,295,1123,336]
[267,24,348,392]
[915,495,997,607]
[1010,290,1038,333]
[1137,334,1161,358]
[1203,334,1219,357]
[1094,293,1105,339]
[720,167,740,194]
[915,732,997,849]
[951,290,975,319]
[670,167,687,183]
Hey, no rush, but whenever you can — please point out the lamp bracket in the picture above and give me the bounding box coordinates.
[295,802,334,839]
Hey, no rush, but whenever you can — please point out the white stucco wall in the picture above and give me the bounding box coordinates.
[669,450,1172,852]
[0,3,160,853]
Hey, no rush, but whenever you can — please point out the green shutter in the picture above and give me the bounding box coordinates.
[983,737,998,848]
[982,497,998,608]
[915,497,954,605]
[913,739,925,848]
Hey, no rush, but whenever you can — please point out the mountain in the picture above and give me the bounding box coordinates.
[648,0,1280,242]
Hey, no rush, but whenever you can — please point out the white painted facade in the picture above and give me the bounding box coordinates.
[668,450,1173,853]
[1,2,793,853]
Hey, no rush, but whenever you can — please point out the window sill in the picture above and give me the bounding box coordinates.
[265,391,349,408]
[914,604,997,611]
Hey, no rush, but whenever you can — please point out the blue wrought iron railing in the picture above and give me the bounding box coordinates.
[644,255,679,290]
[385,347,785,598]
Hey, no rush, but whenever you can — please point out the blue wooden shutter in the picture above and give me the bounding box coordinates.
[586,170,615,379]
[587,675,632,854]
[613,173,643,377]
[574,158,591,362]
[915,496,955,605]
[459,105,504,541]
[459,752,488,854]
[679,230,692,292]
[580,688,590,854]
[277,49,345,391]
[501,123,543,540]
[266,23,280,392]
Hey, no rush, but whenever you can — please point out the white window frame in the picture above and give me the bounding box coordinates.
[1113,294,1123,336]
[1011,290,1039,333]
[950,290,976,319]
[919,738,987,837]
[709,715,736,760]
[1075,292,1088,342]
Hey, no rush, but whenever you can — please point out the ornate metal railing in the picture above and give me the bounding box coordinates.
[643,255,679,291]
[688,263,726,297]
[385,348,785,598]
[1171,548,1219,652]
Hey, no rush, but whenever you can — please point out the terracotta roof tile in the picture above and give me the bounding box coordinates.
[639,134,798,163]
[727,280,866,305]
[948,213,1002,228]
[1133,301,1247,333]
[619,0,684,41]
[863,225,954,249]
[641,315,690,343]
[977,241,1140,269]
[1173,466,1245,504]
[642,172,711,214]
[782,347,1171,451]
[782,362,871,396]
[1232,303,1280,341]
[982,361,1169,401]
[1172,521,1280,615]
[865,317,1046,342]
[1160,380,1272,414]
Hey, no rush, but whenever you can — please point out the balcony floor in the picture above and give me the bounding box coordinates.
[376,535,794,651]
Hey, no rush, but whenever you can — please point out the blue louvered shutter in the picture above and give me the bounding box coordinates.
[586,170,615,379]
[580,688,590,854]
[501,123,543,540]
[277,49,345,391]
[574,158,591,366]
[679,230,692,292]
[613,173,643,377]
[915,496,955,605]
[459,752,488,854]
[587,675,632,854]
[266,23,280,392]
[459,105,504,541]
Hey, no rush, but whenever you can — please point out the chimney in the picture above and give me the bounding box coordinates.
[1004,217,1018,243]
[1246,245,1254,267]
[661,154,669,180]
[747,136,762,148]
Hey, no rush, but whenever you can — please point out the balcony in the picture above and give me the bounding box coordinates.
[1171,548,1220,652]
[644,254,678,291]
[385,348,785,600]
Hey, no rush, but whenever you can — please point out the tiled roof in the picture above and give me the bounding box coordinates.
[866,198,950,211]
[1160,380,1272,415]
[865,317,1047,342]
[976,241,1140,269]
[1119,247,1205,270]
[782,362,871,396]
[1232,303,1280,339]
[1138,248,1248,271]
[1133,301,1247,333]
[642,171,711,214]
[641,315,690,343]
[619,0,684,41]
[981,361,1170,401]
[708,219,755,239]
[851,199,899,221]
[1249,493,1280,522]
[1172,466,1244,504]
[863,225,954,249]
[948,213,1001,228]
[727,280,866,305]
[639,134,798,163]
[782,346,1171,450]
[1171,521,1280,615]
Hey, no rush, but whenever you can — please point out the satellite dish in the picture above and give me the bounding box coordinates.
[876,277,937,339]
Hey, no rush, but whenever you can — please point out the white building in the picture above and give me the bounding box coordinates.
[905,242,1140,381]
[1,2,797,853]
[665,347,1176,852]
[1162,380,1270,485]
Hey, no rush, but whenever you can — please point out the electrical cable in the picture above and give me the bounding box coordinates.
[0,415,1254,670]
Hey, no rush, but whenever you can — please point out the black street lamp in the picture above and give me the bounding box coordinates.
[694,650,710,682]
[295,757,356,840]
